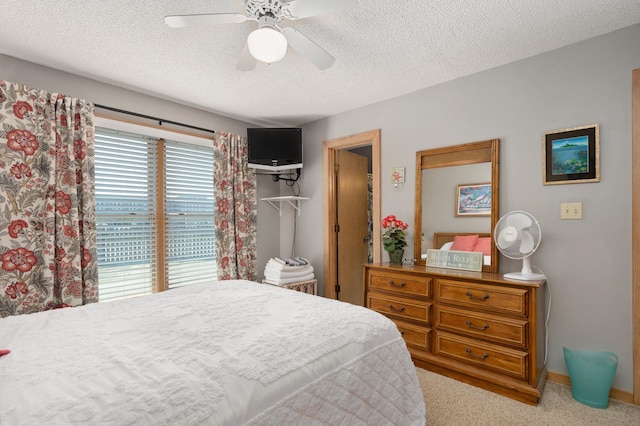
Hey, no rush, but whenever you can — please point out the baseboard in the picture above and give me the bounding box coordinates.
[546,370,634,405]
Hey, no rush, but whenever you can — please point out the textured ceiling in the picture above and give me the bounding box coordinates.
[1,0,639,127]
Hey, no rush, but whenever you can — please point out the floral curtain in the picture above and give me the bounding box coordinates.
[212,132,257,280]
[0,80,98,317]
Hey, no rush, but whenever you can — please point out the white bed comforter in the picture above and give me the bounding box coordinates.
[0,280,425,425]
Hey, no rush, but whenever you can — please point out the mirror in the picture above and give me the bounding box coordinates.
[414,139,500,273]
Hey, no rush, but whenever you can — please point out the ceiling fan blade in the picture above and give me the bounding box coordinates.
[284,0,357,19]
[281,27,335,70]
[164,13,247,28]
[237,44,257,71]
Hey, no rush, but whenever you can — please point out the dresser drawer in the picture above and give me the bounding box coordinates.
[435,332,528,380]
[436,305,528,348]
[394,319,431,351]
[368,293,432,324]
[369,271,431,298]
[437,279,528,316]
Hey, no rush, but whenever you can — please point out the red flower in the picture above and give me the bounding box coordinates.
[217,198,230,215]
[6,129,39,156]
[60,114,68,127]
[382,214,409,252]
[15,281,29,295]
[81,247,92,268]
[65,281,82,298]
[56,261,72,283]
[63,225,77,237]
[55,191,72,214]
[12,101,33,119]
[382,214,408,230]
[5,286,17,299]
[1,247,38,273]
[10,162,32,179]
[74,113,81,130]
[55,246,67,262]
[61,170,76,186]
[73,139,87,160]
[8,220,28,238]
[221,256,230,269]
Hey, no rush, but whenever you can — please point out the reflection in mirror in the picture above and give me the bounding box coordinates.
[414,139,500,273]
[421,163,491,252]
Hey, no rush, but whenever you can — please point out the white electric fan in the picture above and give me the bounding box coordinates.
[494,211,546,281]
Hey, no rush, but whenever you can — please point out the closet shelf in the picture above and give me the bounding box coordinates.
[261,196,309,216]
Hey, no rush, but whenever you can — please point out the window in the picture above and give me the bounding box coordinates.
[95,127,216,301]
[164,142,216,288]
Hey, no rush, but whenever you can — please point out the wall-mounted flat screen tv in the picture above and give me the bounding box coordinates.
[247,127,303,172]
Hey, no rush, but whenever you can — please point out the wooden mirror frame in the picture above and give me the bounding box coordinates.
[414,139,500,273]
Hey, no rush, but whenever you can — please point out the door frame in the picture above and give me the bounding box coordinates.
[323,129,381,300]
[632,68,639,404]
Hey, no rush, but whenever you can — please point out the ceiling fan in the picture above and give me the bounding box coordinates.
[165,0,357,71]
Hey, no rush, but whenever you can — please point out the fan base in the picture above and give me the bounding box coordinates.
[503,271,546,281]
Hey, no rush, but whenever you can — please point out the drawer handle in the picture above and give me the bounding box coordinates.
[387,304,406,313]
[466,320,489,331]
[388,280,406,288]
[465,348,489,360]
[466,291,490,301]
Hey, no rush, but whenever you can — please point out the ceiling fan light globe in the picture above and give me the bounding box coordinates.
[247,27,287,63]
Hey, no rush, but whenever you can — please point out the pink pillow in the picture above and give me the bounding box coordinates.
[450,234,479,251]
[473,237,492,256]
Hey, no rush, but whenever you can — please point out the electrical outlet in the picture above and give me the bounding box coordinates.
[561,202,583,220]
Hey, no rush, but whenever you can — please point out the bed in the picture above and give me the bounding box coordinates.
[0,280,426,425]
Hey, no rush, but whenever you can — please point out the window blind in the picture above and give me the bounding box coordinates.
[94,127,217,301]
[164,141,217,288]
[95,129,158,301]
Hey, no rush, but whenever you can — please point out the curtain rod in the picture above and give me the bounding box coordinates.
[94,104,216,134]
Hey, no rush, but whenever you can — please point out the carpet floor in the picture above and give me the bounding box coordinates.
[416,367,640,425]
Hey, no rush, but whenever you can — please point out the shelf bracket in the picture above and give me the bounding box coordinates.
[261,196,309,216]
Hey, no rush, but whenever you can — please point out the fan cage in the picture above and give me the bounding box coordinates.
[494,211,542,260]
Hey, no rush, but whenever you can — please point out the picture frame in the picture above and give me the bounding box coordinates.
[455,183,491,216]
[543,124,600,185]
[391,167,405,184]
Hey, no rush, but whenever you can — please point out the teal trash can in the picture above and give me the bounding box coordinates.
[563,347,618,408]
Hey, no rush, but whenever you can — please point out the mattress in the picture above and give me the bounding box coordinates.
[0,280,426,425]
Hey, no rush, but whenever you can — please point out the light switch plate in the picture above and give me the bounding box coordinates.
[561,202,582,220]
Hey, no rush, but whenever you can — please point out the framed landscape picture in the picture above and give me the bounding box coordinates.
[455,183,491,216]
[543,124,600,185]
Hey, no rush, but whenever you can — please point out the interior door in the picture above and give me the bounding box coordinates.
[336,150,369,305]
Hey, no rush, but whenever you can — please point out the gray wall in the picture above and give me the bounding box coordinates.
[0,54,281,281]
[296,24,640,392]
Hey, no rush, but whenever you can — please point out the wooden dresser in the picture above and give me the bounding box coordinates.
[364,263,547,405]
